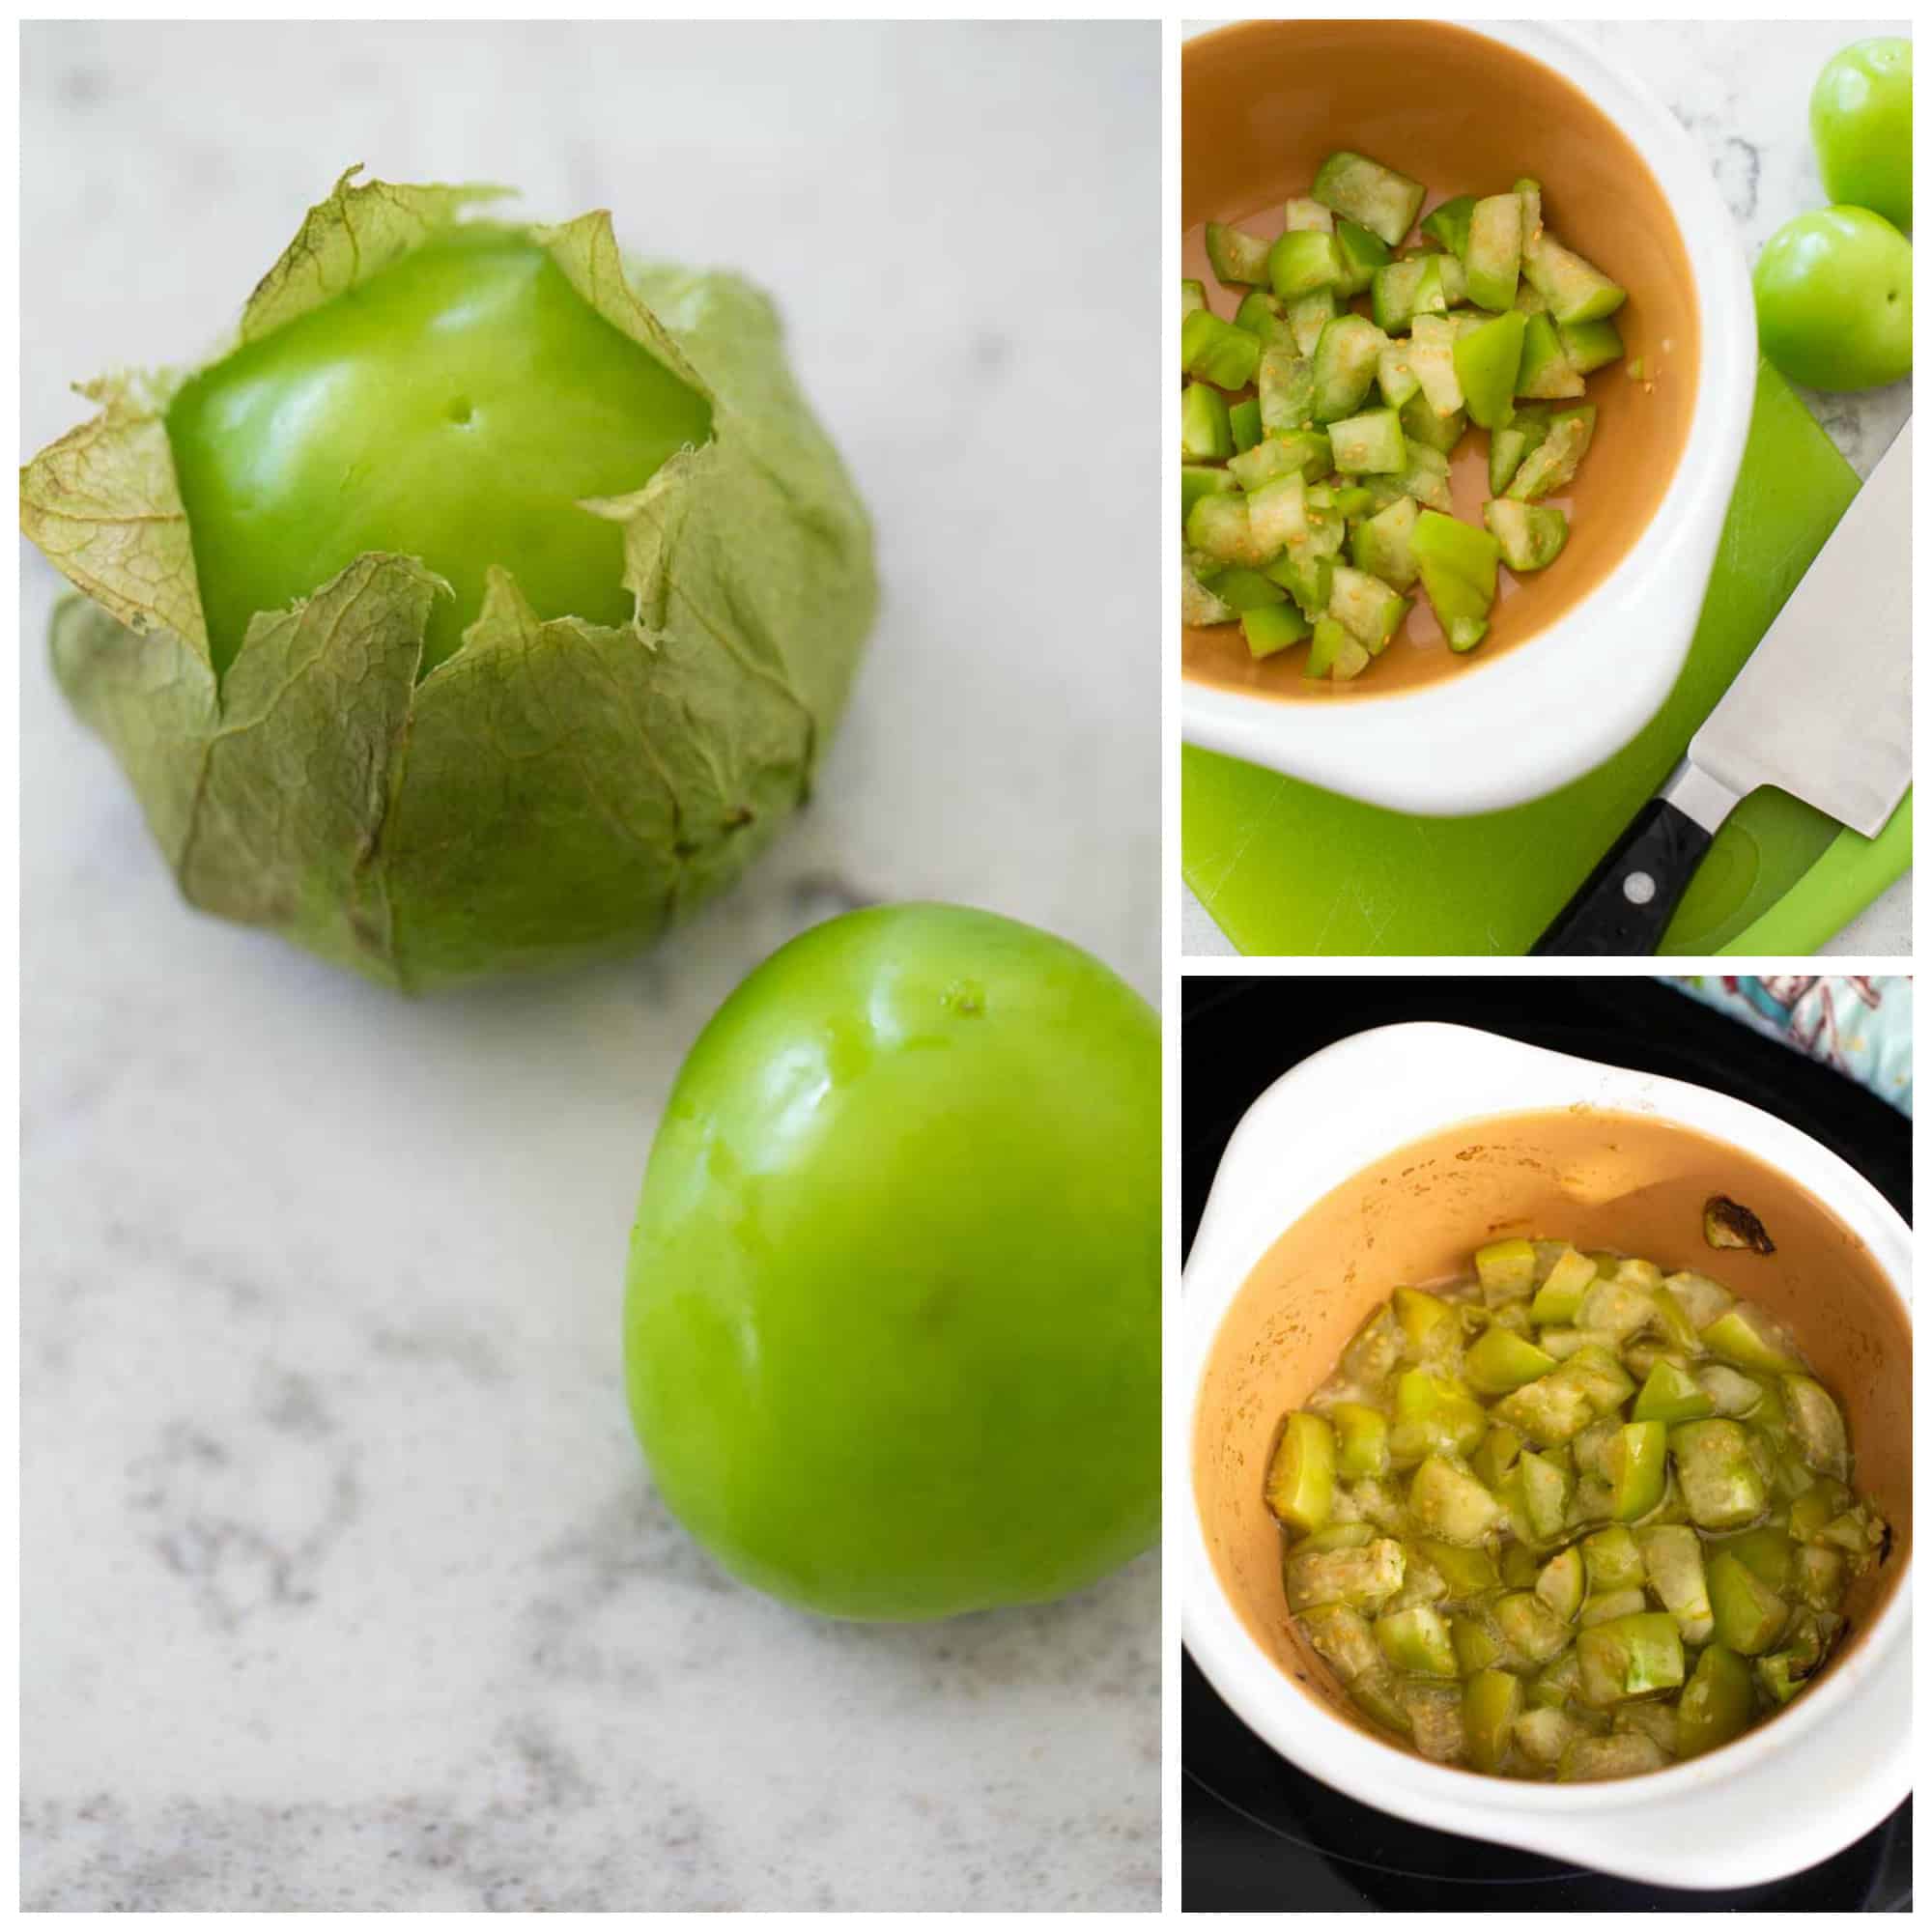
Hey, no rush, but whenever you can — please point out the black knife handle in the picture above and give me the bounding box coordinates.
[1530,798,1716,956]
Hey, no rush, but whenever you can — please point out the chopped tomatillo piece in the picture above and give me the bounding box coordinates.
[1299,1602,1381,1683]
[1559,1733,1667,1782]
[1516,310,1586,398]
[1389,1368,1488,1463]
[1560,315,1625,375]
[1311,315,1391,422]
[1312,150,1428,248]
[1375,1604,1459,1677]
[1421,1538,1498,1598]
[1181,382,1236,461]
[1605,1419,1668,1521]
[1285,290,1340,356]
[1327,409,1407,475]
[1184,493,1261,567]
[1180,557,1236,627]
[1327,565,1409,654]
[1397,391,1466,457]
[1676,1644,1753,1757]
[1537,1545,1585,1620]
[1631,1359,1717,1427]
[1232,289,1287,340]
[1228,427,1332,490]
[1269,228,1345,300]
[1636,1524,1715,1643]
[1228,397,1264,452]
[1701,1304,1804,1376]
[1257,348,1317,433]
[1206,220,1273,287]
[1370,258,1435,335]
[1522,226,1628,325]
[1528,1245,1597,1323]
[1463,1667,1521,1773]
[1273,551,1335,622]
[1464,1324,1557,1395]
[1266,1412,1338,1533]
[1582,1523,1645,1596]
[1706,1551,1791,1655]
[1411,508,1500,655]
[1780,1376,1850,1481]
[1245,471,1310,556]
[1181,464,1240,522]
[1212,569,1290,612]
[1334,217,1393,297]
[1181,307,1263,388]
[1577,1610,1684,1706]
[1452,310,1527,430]
[1464,193,1524,312]
[1475,1236,1538,1303]
[1420,194,1477,259]
[1345,497,1418,592]
[1409,1454,1507,1545]
[1284,1535,1406,1612]
[1331,1401,1392,1480]
[1505,404,1596,500]
[1484,498,1569,573]
[1669,1420,1770,1530]
[1303,614,1369,682]
[1406,315,1464,417]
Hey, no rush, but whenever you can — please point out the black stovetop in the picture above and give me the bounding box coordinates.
[1181,975,1912,1912]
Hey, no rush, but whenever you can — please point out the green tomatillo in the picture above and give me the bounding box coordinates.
[1810,37,1912,233]
[20,170,876,989]
[1752,204,1912,392]
[623,903,1160,1621]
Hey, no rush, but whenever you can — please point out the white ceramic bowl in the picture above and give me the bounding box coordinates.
[1180,21,1756,816]
[1181,1022,1912,1889]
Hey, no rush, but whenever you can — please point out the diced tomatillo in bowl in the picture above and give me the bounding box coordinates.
[1181,150,1629,686]
[20,170,876,989]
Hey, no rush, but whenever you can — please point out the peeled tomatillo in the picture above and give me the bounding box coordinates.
[1753,205,1912,392]
[167,228,714,674]
[624,904,1160,1621]
[1810,37,1913,233]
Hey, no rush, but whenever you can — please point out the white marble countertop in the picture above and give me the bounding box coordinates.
[1182,17,1913,957]
[21,21,1159,1911]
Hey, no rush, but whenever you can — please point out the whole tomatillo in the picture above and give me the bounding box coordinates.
[624,904,1161,1621]
[21,171,876,988]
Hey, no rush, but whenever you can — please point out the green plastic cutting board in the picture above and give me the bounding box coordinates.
[1182,360,1912,955]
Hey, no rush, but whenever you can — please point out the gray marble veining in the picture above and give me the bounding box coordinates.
[21,20,1158,1912]
[1183,18,1913,957]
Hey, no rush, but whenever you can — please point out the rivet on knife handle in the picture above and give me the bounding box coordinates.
[1532,761,1738,955]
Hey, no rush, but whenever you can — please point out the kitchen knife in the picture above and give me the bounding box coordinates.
[1533,419,1911,955]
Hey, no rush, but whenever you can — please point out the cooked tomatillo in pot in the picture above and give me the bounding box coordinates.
[1266,1234,1889,1780]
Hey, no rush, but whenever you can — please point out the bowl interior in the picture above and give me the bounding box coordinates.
[1181,19,1700,703]
[1192,1105,1911,1759]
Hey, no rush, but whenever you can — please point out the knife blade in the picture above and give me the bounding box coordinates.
[1690,419,1911,837]
[1533,419,1911,954]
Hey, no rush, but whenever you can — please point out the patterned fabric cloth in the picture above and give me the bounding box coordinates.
[1662,976,1913,1118]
